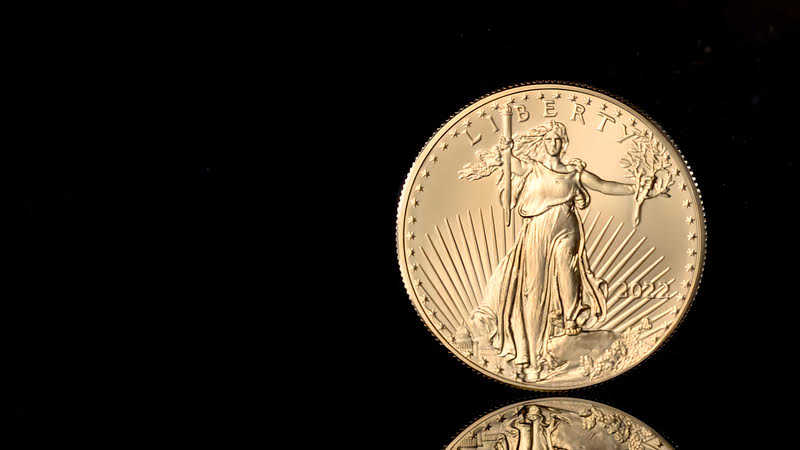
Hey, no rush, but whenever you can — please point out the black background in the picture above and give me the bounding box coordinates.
[7,2,799,448]
[344,3,798,449]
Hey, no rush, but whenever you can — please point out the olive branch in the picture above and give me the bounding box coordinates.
[619,128,674,226]
[580,406,662,450]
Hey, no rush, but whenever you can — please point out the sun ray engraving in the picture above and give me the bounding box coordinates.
[590,222,624,270]
[606,255,665,309]
[612,289,676,333]
[424,204,676,385]
[580,207,590,224]
[605,273,672,325]
[434,227,477,312]
[600,237,648,281]
[478,209,495,275]
[467,211,489,292]
[584,211,601,241]
[603,271,672,330]
[457,214,486,299]
[595,228,638,278]
[443,219,480,310]
[586,215,614,258]
[422,237,472,321]
[418,249,468,325]
[604,268,671,321]
[606,248,659,296]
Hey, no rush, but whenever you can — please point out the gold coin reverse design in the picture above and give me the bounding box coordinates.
[447,397,674,450]
[397,83,705,390]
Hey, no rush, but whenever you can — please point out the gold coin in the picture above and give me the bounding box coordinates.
[396,82,705,390]
[447,397,674,449]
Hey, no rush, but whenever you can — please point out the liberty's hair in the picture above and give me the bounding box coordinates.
[513,120,569,164]
[458,120,569,181]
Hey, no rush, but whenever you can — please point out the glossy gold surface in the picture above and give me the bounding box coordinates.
[397,83,705,390]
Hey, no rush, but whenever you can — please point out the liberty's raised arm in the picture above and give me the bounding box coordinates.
[497,136,529,177]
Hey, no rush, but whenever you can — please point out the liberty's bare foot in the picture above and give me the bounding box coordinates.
[564,320,582,335]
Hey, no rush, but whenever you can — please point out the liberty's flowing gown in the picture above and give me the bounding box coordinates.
[470,159,607,371]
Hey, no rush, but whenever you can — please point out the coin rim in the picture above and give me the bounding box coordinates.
[396,80,707,391]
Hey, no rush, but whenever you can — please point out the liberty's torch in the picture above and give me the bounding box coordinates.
[500,103,513,227]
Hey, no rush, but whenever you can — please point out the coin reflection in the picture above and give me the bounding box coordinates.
[447,397,672,450]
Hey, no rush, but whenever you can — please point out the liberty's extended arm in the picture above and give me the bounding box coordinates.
[581,170,636,196]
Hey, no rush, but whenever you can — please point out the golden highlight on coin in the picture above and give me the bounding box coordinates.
[396,83,705,390]
[447,397,674,449]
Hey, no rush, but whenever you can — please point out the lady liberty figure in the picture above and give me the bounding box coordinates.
[459,120,652,382]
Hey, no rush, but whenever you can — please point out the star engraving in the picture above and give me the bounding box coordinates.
[429,155,438,164]
[600,102,608,111]
[449,129,460,138]
[507,97,516,104]
[421,169,430,178]
[687,248,697,256]
[407,232,416,240]
[585,97,592,105]
[462,118,472,128]
[687,232,697,240]
[537,92,545,100]
[520,93,529,101]
[465,348,474,357]
[685,263,696,272]
[419,293,428,302]
[415,184,423,192]
[569,94,578,102]
[495,365,504,374]
[677,293,686,302]
[495,414,505,424]
[411,198,419,207]
[686,216,695,224]
[481,357,489,367]
[438,322,447,331]
[439,142,449,151]
[491,101,500,111]
[553,92,561,99]
[410,263,419,271]
[407,216,416,224]
[614,109,623,118]
[673,167,681,176]
[629,117,637,126]
[407,248,415,257]
[680,182,688,191]
[682,200,692,208]
[413,279,422,287]
[681,280,691,289]
[476,109,487,118]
